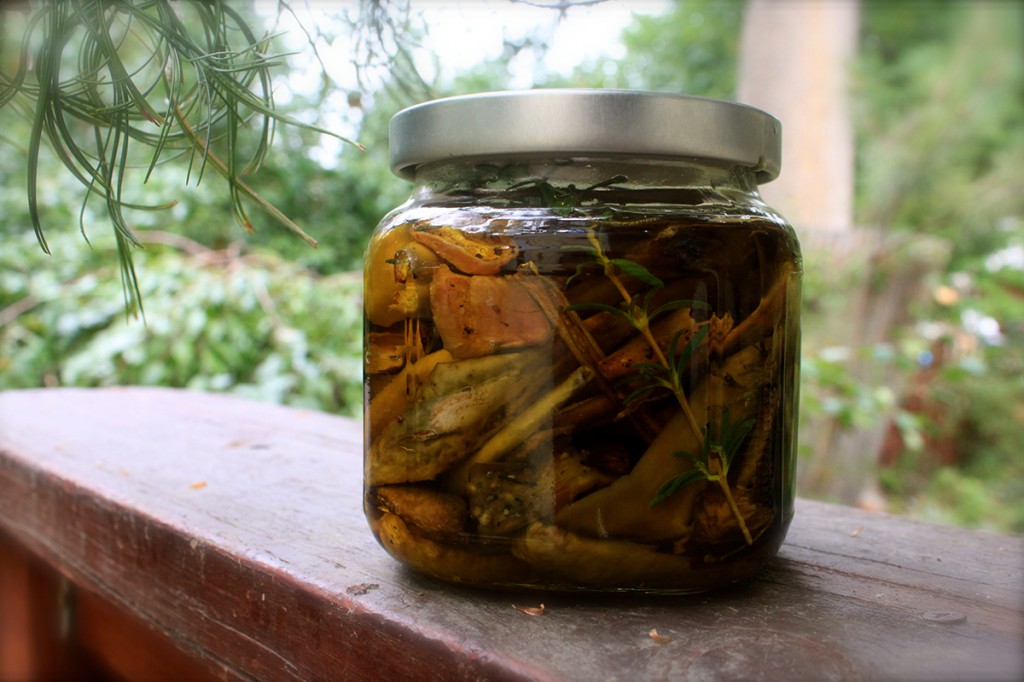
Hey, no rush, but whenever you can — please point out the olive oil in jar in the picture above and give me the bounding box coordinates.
[363,91,801,593]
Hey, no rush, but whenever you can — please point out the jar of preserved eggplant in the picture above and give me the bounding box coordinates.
[363,90,801,593]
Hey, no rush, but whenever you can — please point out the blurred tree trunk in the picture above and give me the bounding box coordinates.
[738,0,859,234]
[737,1,955,508]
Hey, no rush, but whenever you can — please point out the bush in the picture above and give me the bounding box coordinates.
[0,229,364,417]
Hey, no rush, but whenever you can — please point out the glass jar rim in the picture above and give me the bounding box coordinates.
[389,89,782,184]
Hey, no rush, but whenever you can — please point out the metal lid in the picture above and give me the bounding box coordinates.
[389,89,782,183]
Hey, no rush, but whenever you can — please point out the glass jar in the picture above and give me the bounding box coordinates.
[363,90,801,593]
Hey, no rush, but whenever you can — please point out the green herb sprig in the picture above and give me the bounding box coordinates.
[619,326,710,408]
[563,223,757,545]
[509,175,627,216]
[566,225,707,441]
[652,410,756,544]
[2,0,361,316]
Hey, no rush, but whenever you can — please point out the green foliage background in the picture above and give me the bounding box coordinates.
[1,0,1021,532]
[852,0,1024,531]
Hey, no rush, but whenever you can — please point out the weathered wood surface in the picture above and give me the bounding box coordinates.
[1,387,1021,682]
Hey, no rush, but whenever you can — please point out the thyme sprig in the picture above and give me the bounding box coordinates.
[509,175,627,216]
[651,410,756,545]
[619,326,709,408]
[563,223,757,545]
[566,226,707,442]
[2,0,361,316]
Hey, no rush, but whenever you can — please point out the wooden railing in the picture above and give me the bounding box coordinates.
[1,387,1022,681]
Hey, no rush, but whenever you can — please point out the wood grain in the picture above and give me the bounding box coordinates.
[1,387,1021,681]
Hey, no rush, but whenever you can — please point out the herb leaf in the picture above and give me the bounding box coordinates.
[649,298,710,320]
[564,301,633,325]
[610,258,664,288]
[651,469,705,507]
[717,409,757,469]
[672,327,709,378]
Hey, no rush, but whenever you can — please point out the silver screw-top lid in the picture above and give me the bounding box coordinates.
[389,89,782,183]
